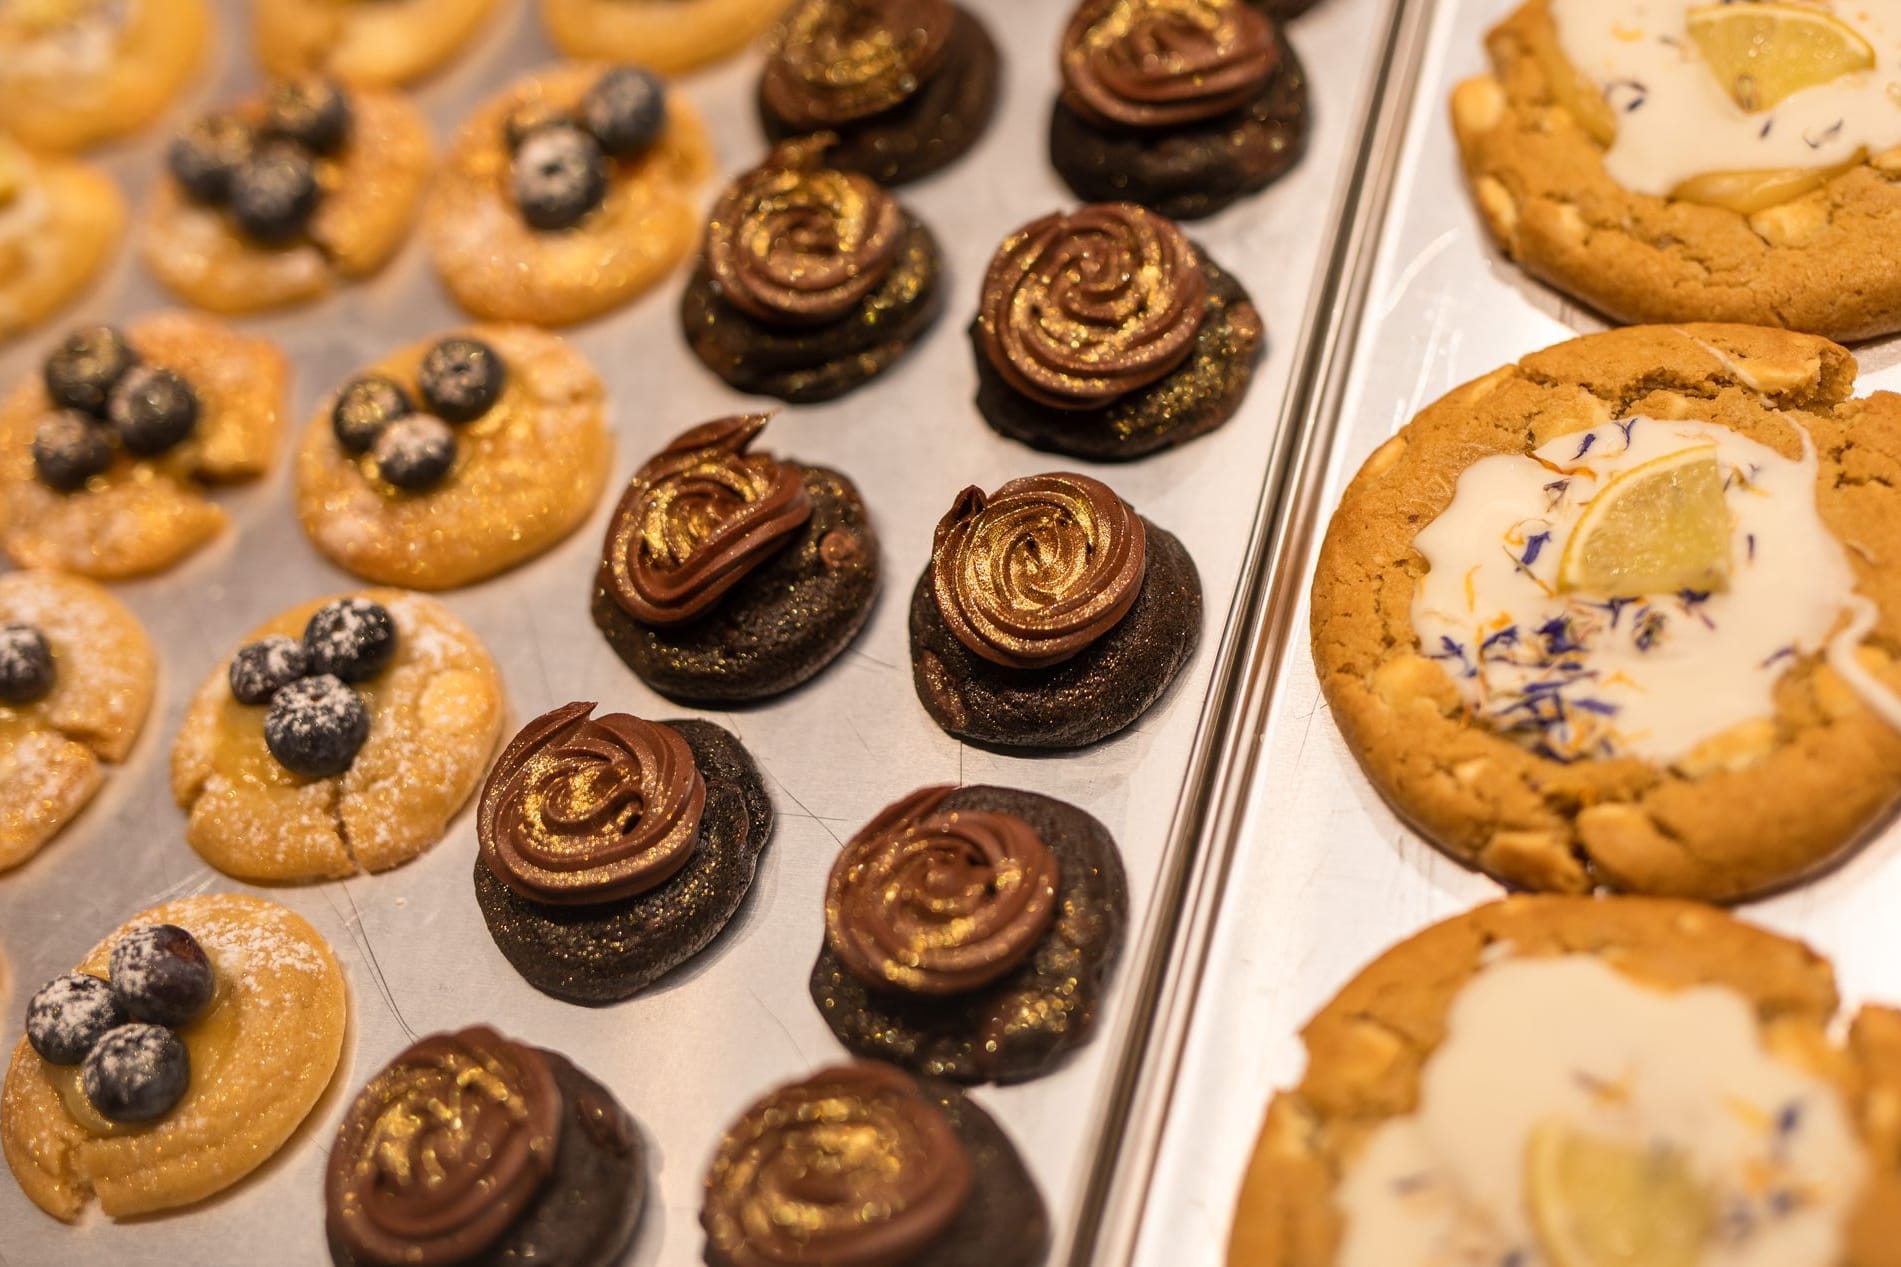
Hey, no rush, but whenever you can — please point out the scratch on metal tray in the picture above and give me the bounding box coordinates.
[852,649,897,672]
[747,987,808,1062]
[325,882,416,1041]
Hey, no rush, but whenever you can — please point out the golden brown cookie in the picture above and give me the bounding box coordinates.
[0,139,123,345]
[1452,0,1901,341]
[0,314,288,578]
[0,572,154,872]
[1,893,346,1221]
[0,0,208,151]
[541,0,789,73]
[254,0,500,87]
[1227,896,1901,1266]
[1313,323,1901,899]
[171,589,504,882]
[425,62,713,326]
[296,325,610,589]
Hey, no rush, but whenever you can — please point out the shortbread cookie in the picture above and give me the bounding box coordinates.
[1,315,287,578]
[541,0,791,73]
[2,893,346,1221]
[296,325,609,589]
[426,62,712,326]
[0,0,208,151]
[0,139,122,345]
[255,0,500,87]
[1228,896,1901,1267]
[0,572,154,871]
[1313,323,1901,899]
[1453,0,1901,341]
[171,590,504,882]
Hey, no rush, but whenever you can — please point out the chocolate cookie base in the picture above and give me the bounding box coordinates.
[474,720,775,1004]
[972,254,1264,460]
[1048,33,1309,221]
[330,1051,644,1267]
[1249,0,1321,16]
[591,465,879,704]
[809,786,1128,1085]
[759,6,1000,187]
[909,518,1201,750]
[681,217,945,403]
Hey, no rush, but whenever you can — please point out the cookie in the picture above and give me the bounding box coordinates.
[0,572,154,872]
[810,785,1128,1084]
[327,1027,643,1267]
[1313,323,1901,900]
[0,139,123,345]
[1452,1,1901,341]
[473,703,774,1004]
[1227,896,1901,1267]
[702,1062,1049,1267]
[542,0,792,73]
[426,62,713,326]
[591,415,879,704]
[2,893,346,1221]
[254,0,500,87]
[681,138,944,403]
[971,204,1263,460]
[910,473,1202,749]
[296,325,609,589]
[142,80,432,314]
[758,0,1000,187]
[1,314,288,578]
[0,0,208,151]
[171,590,504,883]
[1050,0,1308,221]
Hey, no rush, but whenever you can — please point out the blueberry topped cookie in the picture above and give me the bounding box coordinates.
[254,0,501,87]
[0,138,122,344]
[542,0,792,74]
[0,0,208,151]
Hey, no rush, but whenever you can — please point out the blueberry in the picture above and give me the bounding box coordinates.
[108,366,200,457]
[32,411,114,492]
[228,635,309,705]
[373,414,456,491]
[503,99,574,152]
[167,113,255,204]
[331,374,414,454]
[417,337,506,423]
[510,124,608,232]
[43,325,139,417]
[262,78,352,156]
[228,143,320,245]
[109,924,215,1028]
[82,1024,189,1123]
[25,973,124,1066]
[581,66,667,158]
[265,674,370,777]
[0,624,55,705]
[302,597,398,682]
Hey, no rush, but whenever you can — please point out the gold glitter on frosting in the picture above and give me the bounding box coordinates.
[1060,0,1278,129]
[762,0,955,128]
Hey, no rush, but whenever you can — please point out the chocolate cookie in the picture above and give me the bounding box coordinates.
[327,1027,643,1267]
[473,706,774,1003]
[682,139,944,402]
[591,415,879,703]
[810,785,1128,1083]
[910,474,1202,749]
[703,1062,1049,1267]
[971,204,1263,459]
[1050,1,1308,221]
[758,0,1000,187]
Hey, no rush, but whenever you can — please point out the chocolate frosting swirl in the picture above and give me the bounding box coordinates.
[602,415,814,627]
[826,786,1059,996]
[706,138,905,326]
[762,0,956,128]
[1060,0,1279,129]
[479,701,706,906]
[932,473,1148,669]
[976,203,1208,410]
[702,1062,972,1267]
[326,1027,562,1267]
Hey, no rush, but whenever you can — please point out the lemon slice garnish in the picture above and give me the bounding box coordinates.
[1526,1120,1713,1267]
[1557,445,1731,598]
[1688,3,1876,113]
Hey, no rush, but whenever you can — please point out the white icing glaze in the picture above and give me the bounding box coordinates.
[1549,0,1901,194]
[1336,956,1865,1267]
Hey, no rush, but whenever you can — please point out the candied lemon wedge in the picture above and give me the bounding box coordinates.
[1558,445,1732,597]
[1526,1120,1714,1267]
[1671,150,1865,215]
[1688,3,1876,113]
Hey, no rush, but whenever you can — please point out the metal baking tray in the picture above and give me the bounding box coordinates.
[0,0,1407,1262]
[1109,0,1901,1262]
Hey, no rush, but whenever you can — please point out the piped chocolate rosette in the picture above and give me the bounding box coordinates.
[907,471,1202,748]
[1050,0,1309,220]
[702,1062,1050,1267]
[325,1026,644,1267]
[591,414,879,703]
[970,204,1263,459]
[682,138,944,402]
